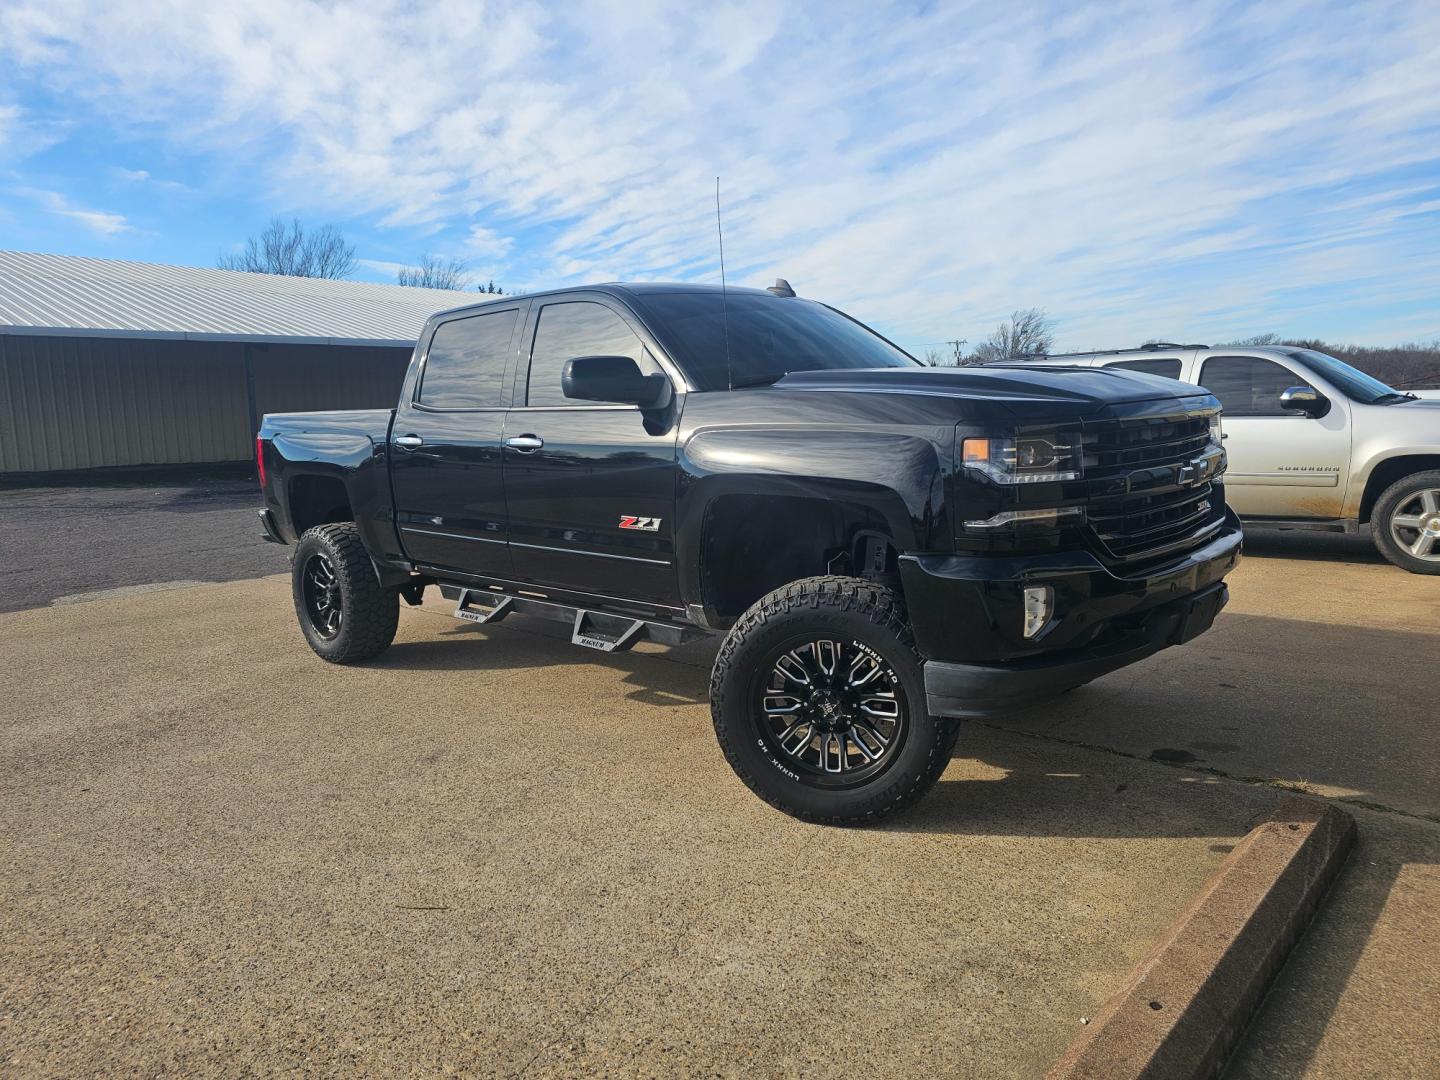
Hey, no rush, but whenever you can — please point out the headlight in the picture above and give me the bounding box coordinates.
[1208,413,1223,448]
[962,431,1082,483]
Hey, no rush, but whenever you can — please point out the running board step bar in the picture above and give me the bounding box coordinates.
[440,586,699,653]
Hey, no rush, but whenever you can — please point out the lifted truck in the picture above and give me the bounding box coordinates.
[257,282,1241,824]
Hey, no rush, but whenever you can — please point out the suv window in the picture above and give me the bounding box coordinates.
[526,301,653,408]
[1107,358,1182,378]
[418,309,518,409]
[1199,355,1304,416]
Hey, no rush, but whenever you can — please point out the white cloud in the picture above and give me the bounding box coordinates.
[462,224,514,262]
[2,0,1438,342]
[19,187,132,235]
[357,257,408,278]
[110,166,188,191]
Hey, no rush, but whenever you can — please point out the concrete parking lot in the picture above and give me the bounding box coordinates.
[1,478,1437,1077]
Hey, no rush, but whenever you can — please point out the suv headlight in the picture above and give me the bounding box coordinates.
[962,431,1082,484]
[1208,413,1223,448]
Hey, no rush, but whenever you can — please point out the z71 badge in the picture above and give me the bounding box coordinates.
[619,515,661,532]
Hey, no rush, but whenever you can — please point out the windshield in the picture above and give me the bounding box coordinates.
[630,291,919,391]
[1286,349,1408,404]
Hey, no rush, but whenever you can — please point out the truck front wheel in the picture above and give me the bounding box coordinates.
[710,576,958,826]
[291,523,400,662]
[1372,470,1440,575]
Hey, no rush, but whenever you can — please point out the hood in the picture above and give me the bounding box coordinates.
[774,364,1202,407]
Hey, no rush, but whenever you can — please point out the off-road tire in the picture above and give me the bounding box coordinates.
[710,576,959,826]
[1372,469,1440,575]
[292,523,400,662]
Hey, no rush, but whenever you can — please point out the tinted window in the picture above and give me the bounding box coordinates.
[418,310,518,409]
[1108,358,1182,379]
[1286,349,1403,404]
[1199,355,1303,416]
[526,301,651,407]
[629,291,917,392]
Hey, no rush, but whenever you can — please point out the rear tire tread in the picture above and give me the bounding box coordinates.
[293,522,400,663]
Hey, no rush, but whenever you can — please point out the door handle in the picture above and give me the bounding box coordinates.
[394,434,424,450]
[506,435,544,453]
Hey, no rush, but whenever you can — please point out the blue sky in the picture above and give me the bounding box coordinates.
[1,0,1437,350]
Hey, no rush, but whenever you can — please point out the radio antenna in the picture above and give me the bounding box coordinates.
[715,176,734,391]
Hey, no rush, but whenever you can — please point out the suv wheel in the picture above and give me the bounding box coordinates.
[710,576,959,826]
[292,523,400,662]
[1373,470,1440,575]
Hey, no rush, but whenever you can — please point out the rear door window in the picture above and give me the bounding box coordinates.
[1107,358,1182,379]
[1199,355,1303,416]
[417,309,519,409]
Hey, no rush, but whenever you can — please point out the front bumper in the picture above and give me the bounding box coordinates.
[900,513,1242,718]
[924,581,1227,717]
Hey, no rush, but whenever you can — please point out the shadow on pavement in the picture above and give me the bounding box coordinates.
[1239,525,1385,565]
[1225,816,1439,1078]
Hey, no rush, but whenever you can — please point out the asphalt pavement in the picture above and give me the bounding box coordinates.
[0,471,285,612]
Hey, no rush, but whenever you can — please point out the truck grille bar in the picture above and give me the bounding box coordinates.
[1083,412,1224,565]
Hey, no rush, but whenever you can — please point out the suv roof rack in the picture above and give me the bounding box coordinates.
[1036,343,1212,361]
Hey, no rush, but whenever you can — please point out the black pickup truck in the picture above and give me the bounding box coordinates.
[257,281,1240,824]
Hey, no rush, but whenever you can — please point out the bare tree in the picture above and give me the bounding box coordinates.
[1219,333,1281,347]
[217,217,357,279]
[971,309,1054,364]
[920,339,967,367]
[397,253,472,290]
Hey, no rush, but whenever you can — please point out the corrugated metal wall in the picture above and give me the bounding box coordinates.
[0,334,411,473]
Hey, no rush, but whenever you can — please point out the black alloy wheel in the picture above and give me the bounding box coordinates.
[709,576,958,826]
[301,552,343,639]
[755,637,908,787]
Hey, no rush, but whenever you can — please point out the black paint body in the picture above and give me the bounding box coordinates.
[258,283,1241,715]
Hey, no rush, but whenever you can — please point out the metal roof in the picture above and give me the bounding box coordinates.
[0,250,483,347]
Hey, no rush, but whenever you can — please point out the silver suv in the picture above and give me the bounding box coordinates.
[1021,345,1440,574]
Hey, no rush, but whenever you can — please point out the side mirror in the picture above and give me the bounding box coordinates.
[562,355,670,408]
[1279,385,1330,418]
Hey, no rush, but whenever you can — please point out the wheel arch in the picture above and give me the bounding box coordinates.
[1357,454,1440,523]
[287,474,355,536]
[693,489,903,627]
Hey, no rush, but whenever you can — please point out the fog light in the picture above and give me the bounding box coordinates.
[1023,585,1054,639]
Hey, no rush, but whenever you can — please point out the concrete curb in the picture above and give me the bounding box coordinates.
[1047,796,1356,1080]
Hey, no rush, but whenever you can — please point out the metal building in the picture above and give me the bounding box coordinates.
[0,251,475,474]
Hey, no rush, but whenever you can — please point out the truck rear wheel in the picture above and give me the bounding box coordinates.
[292,523,400,662]
[1372,470,1440,575]
[710,576,958,826]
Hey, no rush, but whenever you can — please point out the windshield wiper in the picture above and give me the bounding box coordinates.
[1375,392,1418,404]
